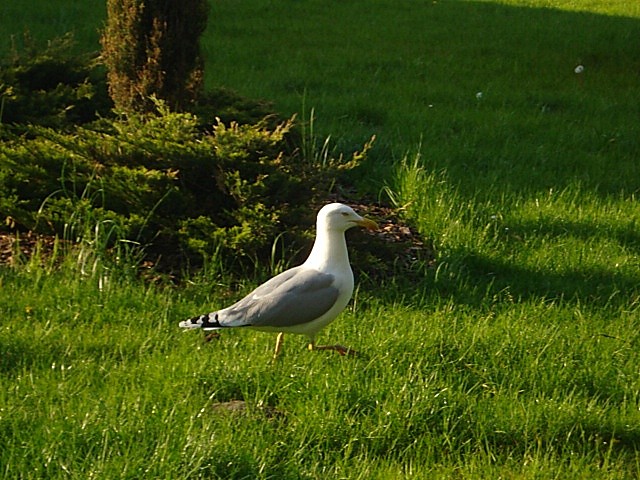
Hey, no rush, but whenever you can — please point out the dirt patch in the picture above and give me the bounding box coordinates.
[0,231,66,267]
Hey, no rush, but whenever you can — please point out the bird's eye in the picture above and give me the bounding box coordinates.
[341,212,349,217]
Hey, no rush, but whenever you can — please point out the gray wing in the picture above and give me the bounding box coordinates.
[219,266,339,328]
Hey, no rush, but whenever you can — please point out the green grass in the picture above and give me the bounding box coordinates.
[1,260,638,478]
[1,0,640,478]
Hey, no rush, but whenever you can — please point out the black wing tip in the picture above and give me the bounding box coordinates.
[179,312,222,330]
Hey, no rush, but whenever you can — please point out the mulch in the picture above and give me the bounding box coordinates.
[0,231,66,267]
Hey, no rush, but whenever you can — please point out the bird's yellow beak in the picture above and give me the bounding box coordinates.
[356,217,378,231]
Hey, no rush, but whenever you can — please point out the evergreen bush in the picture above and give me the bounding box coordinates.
[0,102,370,271]
[0,35,372,274]
[101,0,209,113]
[0,34,112,128]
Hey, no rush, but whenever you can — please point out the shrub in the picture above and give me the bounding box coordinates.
[0,35,372,274]
[0,35,274,132]
[0,33,112,128]
[101,0,209,113]
[0,102,370,272]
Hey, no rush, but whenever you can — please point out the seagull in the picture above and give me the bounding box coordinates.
[178,203,377,358]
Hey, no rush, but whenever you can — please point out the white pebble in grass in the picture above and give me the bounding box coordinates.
[574,65,584,74]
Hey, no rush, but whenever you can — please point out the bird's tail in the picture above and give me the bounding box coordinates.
[178,312,222,331]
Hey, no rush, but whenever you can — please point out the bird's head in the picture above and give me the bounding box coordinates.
[317,203,378,233]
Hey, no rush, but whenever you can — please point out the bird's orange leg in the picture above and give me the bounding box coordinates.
[204,332,221,342]
[308,342,359,357]
[273,332,285,359]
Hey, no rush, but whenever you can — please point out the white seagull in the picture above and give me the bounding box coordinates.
[178,203,377,357]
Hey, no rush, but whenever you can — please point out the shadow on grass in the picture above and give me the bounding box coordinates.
[447,250,639,308]
[446,208,640,307]
[503,216,640,256]
[401,1,639,200]
[365,212,639,309]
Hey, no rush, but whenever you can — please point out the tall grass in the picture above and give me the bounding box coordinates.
[392,152,640,306]
[1,0,639,478]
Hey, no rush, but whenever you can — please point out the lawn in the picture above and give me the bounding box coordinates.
[1,1,639,478]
